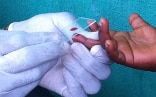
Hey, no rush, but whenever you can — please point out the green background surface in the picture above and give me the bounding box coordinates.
[1,0,156,97]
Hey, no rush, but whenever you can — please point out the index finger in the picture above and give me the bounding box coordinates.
[99,18,111,49]
[73,34,99,49]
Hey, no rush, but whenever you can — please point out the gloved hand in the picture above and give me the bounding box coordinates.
[62,43,111,97]
[7,12,112,97]
[7,12,82,97]
[7,12,98,42]
[7,12,76,42]
[0,30,68,97]
[40,42,112,97]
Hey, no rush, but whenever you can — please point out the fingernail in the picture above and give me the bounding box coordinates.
[105,41,109,48]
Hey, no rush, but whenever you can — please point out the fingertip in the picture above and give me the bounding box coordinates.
[99,18,109,28]
[129,13,140,25]
[84,80,101,95]
[129,13,148,29]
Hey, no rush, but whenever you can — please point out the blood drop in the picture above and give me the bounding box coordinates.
[70,27,78,31]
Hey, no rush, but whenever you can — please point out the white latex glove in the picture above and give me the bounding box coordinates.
[7,12,111,97]
[39,33,105,97]
[39,46,73,97]
[62,43,111,97]
[0,30,68,97]
[7,12,98,41]
[8,12,76,42]
[7,12,88,97]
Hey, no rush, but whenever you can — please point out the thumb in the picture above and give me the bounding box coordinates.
[129,13,149,30]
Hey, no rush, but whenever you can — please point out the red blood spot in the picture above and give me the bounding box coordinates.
[70,27,78,31]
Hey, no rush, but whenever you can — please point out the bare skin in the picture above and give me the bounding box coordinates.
[74,13,156,71]
[73,22,100,49]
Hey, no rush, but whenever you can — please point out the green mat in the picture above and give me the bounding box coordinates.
[1,0,156,97]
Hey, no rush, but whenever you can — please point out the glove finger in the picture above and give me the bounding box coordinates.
[0,81,39,97]
[0,30,61,55]
[0,62,53,92]
[62,54,101,94]
[8,12,75,33]
[40,59,67,95]
[63,68,87,97]
[8,14,60,33]
[90,45,112,64]
[90,45,112,80]
[0,41,67,73]
[70,43,110,80]
[51,12,76,30]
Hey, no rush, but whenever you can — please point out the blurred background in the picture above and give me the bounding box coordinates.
[1,0,156,97]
